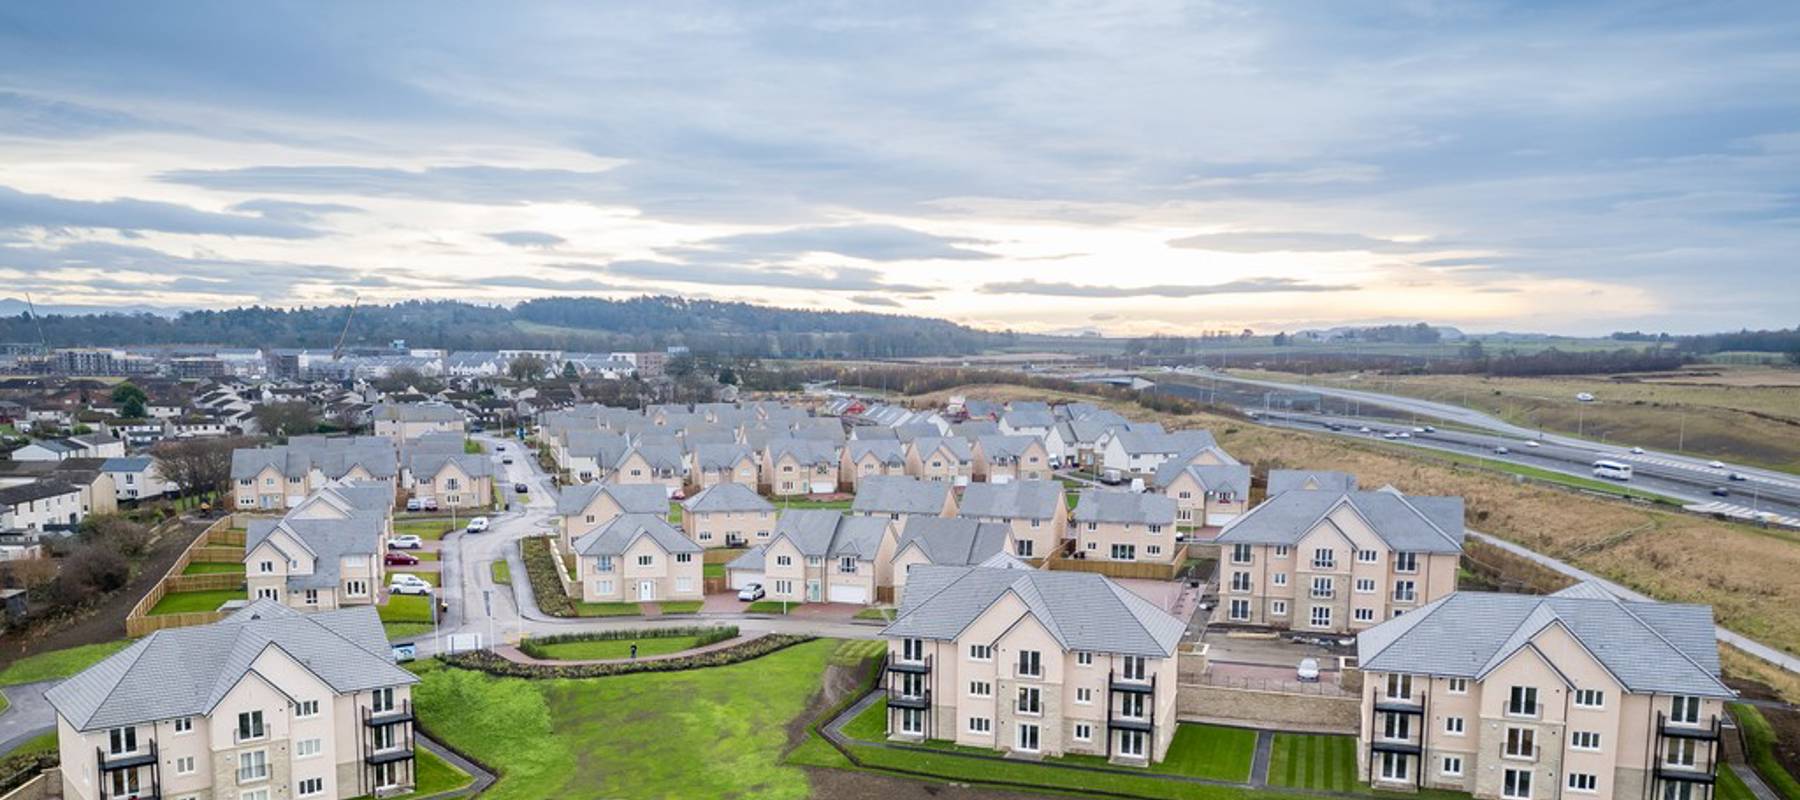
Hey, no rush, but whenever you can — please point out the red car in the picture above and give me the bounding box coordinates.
[384,551,420,566]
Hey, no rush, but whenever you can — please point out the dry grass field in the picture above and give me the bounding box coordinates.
[1233,367,1800,472]
[919,383,1800,670]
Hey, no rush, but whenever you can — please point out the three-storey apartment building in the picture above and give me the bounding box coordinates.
[231,437,398,511]
[880,566,1185,764]
[1213,488,1463,632]
[47,602,419,800]
[1356,583,1735,799]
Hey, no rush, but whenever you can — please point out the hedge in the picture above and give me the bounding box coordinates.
[442,634,814,678]
[517,625,737,659]
[0,750,56,796]
[519,537,575,617]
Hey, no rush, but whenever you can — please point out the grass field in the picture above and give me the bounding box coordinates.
[491,560,510,584]
[853,607,893,621]
[181,561,245,575]
[1233,368,1800,472]
[920,383,1800,665]
[658,600,702,614]
[410,637,837,799]
[831,639,885,666]
[148,588,245,615]
[0,640,135,686]
[527,636,708,660]
[1718,764,1760,800]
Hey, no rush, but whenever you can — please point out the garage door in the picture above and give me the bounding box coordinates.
[729,571,764,590]
[828,584,868,604]
[809,479,836,494]
[990,474,1013,484]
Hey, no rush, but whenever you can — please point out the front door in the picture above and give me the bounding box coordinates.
[637,581,655,601]
[1380,752,1409,782]
[1016,723,1040,753]
[1118,729,1146,758]
[807,580,822,602]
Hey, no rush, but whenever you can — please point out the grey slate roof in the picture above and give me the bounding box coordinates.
[1267,470,1358,495]
[573,513,702,557]
[765,437,841,467]
[1215,489,1463,553]
[1113,428,1215,456]
[245,516,383,590]
[892,422,943,443]
[950,421,1000,439]
[0,479,79,505]
[726,545,766,572]
[1357,584,1733,698]
[46,602,415,732]
[845,439,907,467]
[688,443,755,471]
[406,451,493,480]
[555,483,671,516]
[565,430,631,467]
[101,456,154,473]
[975,435,1039,462]
[1073,490,1176,525]
[849,426,898,440]
[230,436,398,481]
[883,565,1183,658]
[1001,409,1055,429]
[958,480,1063,521]
[683,482,774,514]
[895,517,1012,567]
[373,403,463,423]
[1153,461,1251,494]
[909,436,973,463]
[852,475,952,516]
[624,443,686,472]
[769,509,889,559]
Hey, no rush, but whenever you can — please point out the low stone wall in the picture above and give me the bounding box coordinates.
[0,768,61,800]
[1177,682,1360,733]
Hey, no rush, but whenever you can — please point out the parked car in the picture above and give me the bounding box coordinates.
[387,534,424,550]
[1296,658,1320,683]
[514,482,529,494]
[502,457,514,465]
[384,551,420,566]
[466,516,491,533]
[737,583,766,601]
[405,497,423,512]
[670,488,686,501]
[1712,487,1731,497]
[1494,445,1510,454]
[496,444,506,452]
[422,497,439,512]
[1099,468,1124,485]
[389,574,432,596]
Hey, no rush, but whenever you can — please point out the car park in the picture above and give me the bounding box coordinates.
[737,583,766,601]
[384,551,420,566]
[387,534,424,550]
[1296,658,1320,682]
[466,516,491,533]
[389,574,432,596]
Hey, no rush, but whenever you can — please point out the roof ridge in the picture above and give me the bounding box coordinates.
[1100,578,1160,655]
[73,636,157,729]
[1386,491,1461,549]
[1605,593,1734,694]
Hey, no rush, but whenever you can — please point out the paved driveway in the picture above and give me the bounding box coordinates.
[0,680,57,754]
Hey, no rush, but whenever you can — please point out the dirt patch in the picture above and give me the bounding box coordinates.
[0,516,212,667]
[806,767,1054,800]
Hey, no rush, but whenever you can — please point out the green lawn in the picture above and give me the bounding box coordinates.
[527,636,709,661]
[0,640,135,686]
[394,520,456,540]
[1732,703,1800,800]
[772,497,853,510]
[575,601,644,617]
[384,622,434,641]
[852,607,893,621]
[491,560,511,584]
[747,600,795,614]
[380,594,435,624]
[1718,764,1759,800]
[667,503,683,524]
[348,747,472,800]
[0,691,8,715]
[658,600,702,614]
[148,588,245,616]
[181,561,245,575]
[0,730,56,758]
[1268,733,1468,798]
[702,563,725,579]
[831,640,885,666]
[412,637,838,799]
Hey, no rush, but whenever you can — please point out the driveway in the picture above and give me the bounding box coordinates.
[0,680,57,754]
[1200,628,1348,667]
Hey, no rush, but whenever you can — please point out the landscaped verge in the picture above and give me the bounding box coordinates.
[444,633,814,678]
[1732,703,1800,800]
[0,640,135,686]
[517,626,737,661]
[0,732,58,796]
[519,536,575,616]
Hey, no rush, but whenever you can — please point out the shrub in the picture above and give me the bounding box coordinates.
[518,537,574,616]
[518,626,737,659]
[444,634,813,678]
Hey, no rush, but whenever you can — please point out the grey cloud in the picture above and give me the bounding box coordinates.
[472,274,618,291]
[0,185,322,239]
[979,278,1357,298]
[157,165,620,206]
[594,260,935,294]
[680,224,996,262]
[1169,231,1435,254]
[228,199,362,223]
[0,241,373,300]
[487,230,567,248]
[849,294,900,307]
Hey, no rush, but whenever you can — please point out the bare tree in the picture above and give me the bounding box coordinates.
[154,436,252,496]
[81,514,152,559]
[508,354,549,382]
[254,401,319,440]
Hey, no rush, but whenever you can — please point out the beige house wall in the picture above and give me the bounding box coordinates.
[682,508,775,548]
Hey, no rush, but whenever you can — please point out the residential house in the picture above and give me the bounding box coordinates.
[1267,470,1358,496]
[686,443,759,491]
[612,443,686,497]
[102,456,176,502]
[245,508,386,610]
[0,480,85,531]
[1099,429,1217,478]
[572,513,704,603]
[1355,583,1734,799]
[10,434,125,462]
[725,510,893,604]
[957,480,1068,561]
[1154,462,1252,528]
[46,601,420,800]
[841,439,908,489]
[904,437,975,485]
[402,450,493,511]
[556,483,671,551]
[971,435,1051,483]
[762,438,843,496]
[561,430,630,483]
[1072,490,1178,564]
[680,482,776,548]
[0,458,120,518]
[1212,488,1464,632]
[888,517,1015,602]
[231,437,398,511]
[879,565,1184,764]
[851,475,958,532]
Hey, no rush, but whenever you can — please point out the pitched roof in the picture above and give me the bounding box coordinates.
[1073,490,1175,525]
[406,451,493,480]
[683,482,774,513]
[1215,489,1464,553]
[852,475,953,516]
[958,480,1063,521]
[555,482,671,516]
[572,513,701,557]
[769,509,889,559]
[1113,428,1215,456]
[245,516,383,589]
[0,480,80,505]
[1267,469,1358,495]
[1357,584,1733,698]
[765,437,841,467]
[909,436,973,462]
[895,517,1012,567]
[883,566,1184,658]
[975,435,1040,461]
[1001,409,1055,429]
[1153,462,1251,495]
[45,602,415,732]
[688,443,755,470]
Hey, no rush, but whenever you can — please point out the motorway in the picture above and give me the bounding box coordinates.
[1158,370,1800,523]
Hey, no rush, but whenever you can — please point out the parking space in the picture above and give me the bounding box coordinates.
[1200,627,1349,667]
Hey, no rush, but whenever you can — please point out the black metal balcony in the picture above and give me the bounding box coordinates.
[1109,677,1155,694]
[1374,697,1426,715]
[1655,765,1715,785]
[1108,716,1154,733]
[1660,714,1722,740]
[888,654,931,674]
[1370,740,1423,756]
[366,699,415,727]
[887,692,929,710]
[365,747,415,766]
[98,747,157,772]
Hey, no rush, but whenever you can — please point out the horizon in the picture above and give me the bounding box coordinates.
[2,3,1797,336]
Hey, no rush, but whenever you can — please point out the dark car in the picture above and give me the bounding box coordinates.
[1728,472,1748,482]
[1712,487,1731,497]
[514,482,529,494]
[385,551,420,566]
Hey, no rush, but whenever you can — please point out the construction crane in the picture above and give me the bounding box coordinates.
[24,293,49,354]
[331,295,361,361]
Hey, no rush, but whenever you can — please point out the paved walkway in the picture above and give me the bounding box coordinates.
[1249,730,1274,787]
[494,634,751,666]
[0,681,57,755]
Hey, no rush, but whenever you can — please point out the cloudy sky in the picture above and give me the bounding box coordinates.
[1,1,1796,336]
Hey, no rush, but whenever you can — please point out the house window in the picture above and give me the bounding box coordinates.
[1312,548,1335,569]
[676,553,693,563]
[346,580,368,597]
[238,749,270,782]
[1393,580,1417,603]
[1272,572,1288,586]
[1310,605,1332,628]
[1229,572,1251,592]
[1076,651,1093,666]
[1573,688,1605,709]
[176,755,196,774]
[776,555,793,567]
[637,555,654,567]
[1504,727,1536,759]
[1017,649,1043,678]
[107,726,137,755]
[1109,544,1136,560]
[595,556,614,572]
[296,699,319,718]
[259,560,274,573]
[1394,552,1418,572]
[1502,768,1532,800]
[1229,598,1250,621]
[297,737,323,758]
[1355,577,1375,593]
[1441,756,1463,777]
[969,644,992,661]
[1147,524,1162,534]
[596,579,614,595]
[1507,686,1539,717]
[1016,539,1035,557]
[1075,687,1092,704]
[1273,545,1289,558]
[1271,599,1288,616]
[1567,773,1598,794]
[299,777,326,797]
[969,681,992,697]
[1385,674,1413,700]
[1354,608,1374,622]
[1446,678,1468,694]
[1146,544,1162,556]
[1666,738,1697,767]
[237,710,266,742]
[1357,549,1379,563]
[304,589,318,605]
[172,717,193,734]
[1571,731,1601,751]
[968,717,992,734]
[1670,695,1702,725]
[1016,686,1042,714]
[838,556,857,573]
[901,638,924,662]
[1073,723,1093,742]
[1310,576,1334,599]
[1444,716,1465,735]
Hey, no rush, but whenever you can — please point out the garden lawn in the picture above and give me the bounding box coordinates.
[412,637,837,799]
[747,600,794,614]
[702,563,725,579]
[380,594,435,624]
[148,589,245,616]
[181,561,245,575]
[527,636,708,661]
[852,607,893,622]
[384,623,434,641]
[1268,733,1468,798]
[0,640,134,686]
[574,602,643,618]
[349,747,471,800]
[393,520,456,541]
[657,600,702,614]
[390,571,438,586]
[772,497,852,510]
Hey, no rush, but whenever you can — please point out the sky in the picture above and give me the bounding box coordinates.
[0,1,1797,337]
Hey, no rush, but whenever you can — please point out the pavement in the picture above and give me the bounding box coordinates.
[0,680,57,755]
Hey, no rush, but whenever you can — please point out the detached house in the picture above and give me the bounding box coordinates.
[888,517,1015,602]
[245,512,386,610]
[681,482,776,548]
[613,443,686,496]
[371,402,464,442]
[1213,488,1464,632]
[879,565,1184,764]
[562,431,630,483]
[1153,461,1251,529]
[1268,469,1358,496]
[573,513,704,604]
[904,437,975,485]
[957,480,1068,561]
[1100,429,1218,478]
[841,439,908,489]
[971,435,1051,483]
[1072,490,1178,564]
[231,437,398,511]
[403,451,493,511]
[47,602,420,800]
[762,438,842,496]
[687,443,759,491]
[1356,583,1734,800]
[851,475,958,530]
[724,510,894,604]
[556,483,671,551]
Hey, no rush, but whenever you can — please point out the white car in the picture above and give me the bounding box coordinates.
[737,583,766,602]
[1382,432,1399,440]
[1357,426,1372,434]
[389,574,432,596]
[1631,446,1645,454]
[1411,427,1427,433]
[1296,658,1320,683]
[1708,460,1726,469]
[1525,440,1541,448]
[386,535,424,550]
[1396,431,1412,439]
[466,516,491,533]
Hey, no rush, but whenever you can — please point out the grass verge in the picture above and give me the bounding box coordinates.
[747,600,795,614]
[491,560,511,584]
[148,588,245,615]
[1733,703,1800,799]
[657,600,702,614]
[181,561,245,575]
[380,594,435,624]
[0,640,134,686]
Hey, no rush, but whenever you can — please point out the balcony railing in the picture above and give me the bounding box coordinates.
[889,653,931,674]
[1374,693,1425,714]
[1659,711,1722,740]
[1500,743,1541,763]
[97,739,158,772]
[366,699,414,727]
[1310,588,1336,599]
[1393,590,1417,603]
[1311,559,1336,570]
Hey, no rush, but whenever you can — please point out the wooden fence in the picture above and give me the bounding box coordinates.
[1044,543,1190,581]
[124,515,247,637]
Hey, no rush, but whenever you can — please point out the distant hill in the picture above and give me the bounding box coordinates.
[0,296,1014,359]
